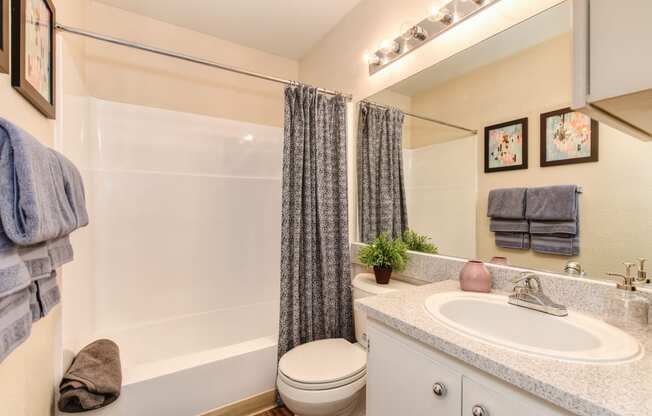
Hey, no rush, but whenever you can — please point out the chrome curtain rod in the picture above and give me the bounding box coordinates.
[362,100,477,134]
[55,24,353,101]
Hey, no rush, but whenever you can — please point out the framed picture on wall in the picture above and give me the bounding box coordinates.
[484,118,528,173]
[11,0,56,119]
[0,0,8,74]
[540,108,598,167]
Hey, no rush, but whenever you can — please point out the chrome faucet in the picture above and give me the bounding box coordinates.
[508,272,568,317]
[637,258,650,284]
[608,262,638,291]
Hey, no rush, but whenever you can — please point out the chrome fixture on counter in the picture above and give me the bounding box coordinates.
[637,258,650,283]
[365,0,500,74]
[508,272,568,317]
[564,261,584,276]
[608,262,638,291]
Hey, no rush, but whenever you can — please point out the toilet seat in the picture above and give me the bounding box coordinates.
[278,339,367,391]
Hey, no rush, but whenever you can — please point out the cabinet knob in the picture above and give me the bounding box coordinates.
[472,405,489,416]
[432,382,447,397]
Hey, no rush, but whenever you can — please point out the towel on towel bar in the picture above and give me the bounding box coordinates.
[0,118,88,246]
[0,289,32,363]
[495,232,530,250]
[525,185,578,221]
[490,219,529,233]
[487,187,527,219]
[527,185,580,256]
[59,339,122,413]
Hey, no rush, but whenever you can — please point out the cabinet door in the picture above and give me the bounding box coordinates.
[366,326,462,416]
[463,377,540,416]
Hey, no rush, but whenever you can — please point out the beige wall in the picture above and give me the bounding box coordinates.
[410,33,652,278]
[83,1,298,128]
[0,0,87,411]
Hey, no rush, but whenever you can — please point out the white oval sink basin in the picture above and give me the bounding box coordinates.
[425,291,642,363]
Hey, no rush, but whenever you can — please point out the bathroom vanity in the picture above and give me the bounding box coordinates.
[357,279,652,416]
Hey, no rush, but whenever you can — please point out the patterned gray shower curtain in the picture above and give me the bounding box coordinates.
[277,85,354,361]
[357,102,408,242]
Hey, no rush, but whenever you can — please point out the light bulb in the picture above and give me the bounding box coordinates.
[400,21,416,40]
[400,22,428,42]
[363,52,381,65]
[428,6,453,25]
[379,39,400,55]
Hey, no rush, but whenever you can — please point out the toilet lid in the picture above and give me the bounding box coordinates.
[279,339,367,385]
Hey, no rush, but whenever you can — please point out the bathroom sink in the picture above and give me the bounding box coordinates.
[424,291,642,363]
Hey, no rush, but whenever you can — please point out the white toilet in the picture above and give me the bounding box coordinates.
[277,274,416,416]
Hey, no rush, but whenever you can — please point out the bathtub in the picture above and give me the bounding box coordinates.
[78,301,279,416]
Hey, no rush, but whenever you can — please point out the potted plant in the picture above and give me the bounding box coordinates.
[358,233,408,284]
[402,229,438,254]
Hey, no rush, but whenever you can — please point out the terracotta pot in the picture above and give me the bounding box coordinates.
[373,266,392,285]
[459,260,491,293]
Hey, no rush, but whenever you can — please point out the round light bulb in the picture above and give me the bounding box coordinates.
[363,52,381,65]
[428,6,453,24]
[379,39,400,55]
[400,21,416,40]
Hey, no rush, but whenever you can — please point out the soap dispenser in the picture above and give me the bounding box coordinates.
[606,262,649,327]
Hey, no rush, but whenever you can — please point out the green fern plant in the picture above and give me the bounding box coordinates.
[402,229,438,254]
[358,233,409,272]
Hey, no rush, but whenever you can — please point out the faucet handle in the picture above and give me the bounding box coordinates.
[637,258,649,283]
[608,269,637,291]
[624,262,636,276]
[512,272,541,292]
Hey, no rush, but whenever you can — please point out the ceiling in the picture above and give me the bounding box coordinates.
[389,1,571,97]
[94,0,363,60]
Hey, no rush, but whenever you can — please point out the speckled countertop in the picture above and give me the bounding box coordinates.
[356,280,652,416]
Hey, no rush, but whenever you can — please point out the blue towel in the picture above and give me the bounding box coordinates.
[0,118,88,245]
[527,185,580,256]
[0,119,87,362]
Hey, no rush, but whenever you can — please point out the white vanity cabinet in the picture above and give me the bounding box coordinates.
[366,321,573,416]
[572,0,652,140]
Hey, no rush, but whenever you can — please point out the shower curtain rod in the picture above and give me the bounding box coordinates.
[55,24,353,101]
[362,100,477,134]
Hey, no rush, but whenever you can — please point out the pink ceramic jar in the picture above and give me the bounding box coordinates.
[459,260,491,293]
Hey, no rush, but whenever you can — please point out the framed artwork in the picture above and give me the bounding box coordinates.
[11,0,56,119]
[484,118,528,173]
[540,108,598,167]
[0,0,8,74]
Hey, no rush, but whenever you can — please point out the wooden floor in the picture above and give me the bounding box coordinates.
[253,406,293,416]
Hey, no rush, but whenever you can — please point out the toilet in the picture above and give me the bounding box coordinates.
[277,274,416,416]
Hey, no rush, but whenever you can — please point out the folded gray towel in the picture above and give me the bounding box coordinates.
[525,185,578,221]
[487,188,527,219]
[531,234,580,256]
[495,232,530,250]
[0,248,32,298]
[0,118,84,245]
[59,339,122,413]
[0,289,32,363]
[529,220,577,235]
[29,271,60,321]
[490,219,529,233]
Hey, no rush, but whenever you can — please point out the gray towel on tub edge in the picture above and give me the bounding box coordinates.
[59,339,122,413]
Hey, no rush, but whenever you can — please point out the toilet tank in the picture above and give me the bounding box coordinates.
[352,274,416,347]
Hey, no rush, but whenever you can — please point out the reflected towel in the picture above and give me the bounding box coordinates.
[487,187,527,219]
[525,185,578,221]
[495,232,530,250]
[529,220,577,235]
[0,289,32,363]
[531,234,580,256]
[59,339,122,413]
[490,219,529,233]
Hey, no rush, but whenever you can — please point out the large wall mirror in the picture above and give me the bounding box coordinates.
[357,1,652,286]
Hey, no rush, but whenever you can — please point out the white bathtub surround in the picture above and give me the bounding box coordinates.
[351,242,652,325]
[356,280,652,416]
[59,99,283,414]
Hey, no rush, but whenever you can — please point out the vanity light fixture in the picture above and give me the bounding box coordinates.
[367,0,500,75]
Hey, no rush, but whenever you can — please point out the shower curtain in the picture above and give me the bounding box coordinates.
[277,86,354,360]
[357,102,408,242]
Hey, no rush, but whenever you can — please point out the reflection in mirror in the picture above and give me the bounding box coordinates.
[357,1,652,286]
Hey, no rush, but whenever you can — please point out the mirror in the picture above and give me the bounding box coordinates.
[357,1,652,286]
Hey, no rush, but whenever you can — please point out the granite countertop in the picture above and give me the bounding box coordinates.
[356,280,652,416]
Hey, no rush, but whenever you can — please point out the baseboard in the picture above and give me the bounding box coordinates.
[200,389,277,416]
